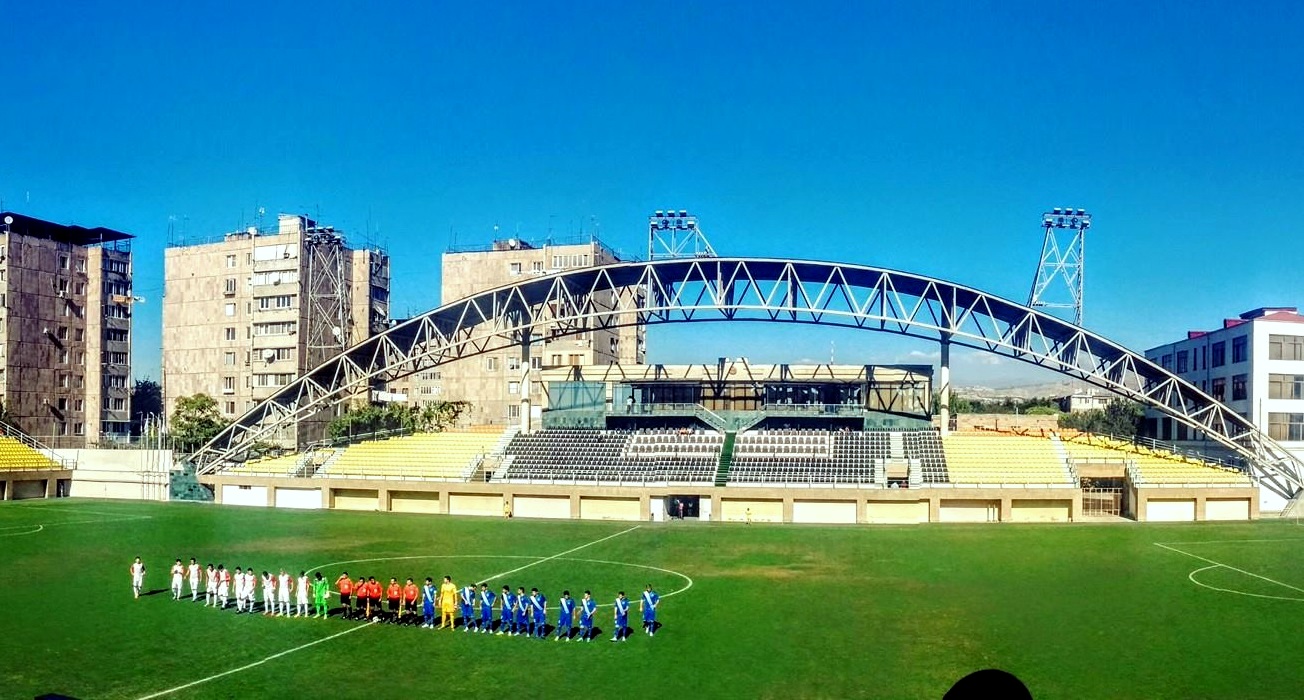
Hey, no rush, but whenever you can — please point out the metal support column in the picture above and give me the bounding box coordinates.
[939,333,952,436]
[519,337,532,434]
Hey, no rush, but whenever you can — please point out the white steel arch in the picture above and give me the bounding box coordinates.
[190,258,1304,499]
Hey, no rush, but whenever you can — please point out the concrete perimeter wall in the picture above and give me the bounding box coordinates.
[63,449,173,501]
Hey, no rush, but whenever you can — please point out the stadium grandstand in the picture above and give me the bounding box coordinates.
[197,357,1261,523]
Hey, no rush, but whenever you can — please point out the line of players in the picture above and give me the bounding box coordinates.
[161,558,330,617]
[145,557,662,642]
[335,573,661,642]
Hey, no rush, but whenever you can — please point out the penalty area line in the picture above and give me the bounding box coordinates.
[133,525,641,700]
[134,622,378,700]
[1153,542,1304,597]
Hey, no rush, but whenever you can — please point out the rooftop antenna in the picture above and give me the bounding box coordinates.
[1028,207,1090,326]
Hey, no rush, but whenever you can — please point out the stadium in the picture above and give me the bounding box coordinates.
[4,209,1304,700]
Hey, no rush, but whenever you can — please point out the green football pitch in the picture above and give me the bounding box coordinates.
[3,500,1304,699]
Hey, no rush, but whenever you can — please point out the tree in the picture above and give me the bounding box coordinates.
[130,378,163,436]
[171,393,227,453]
[1057,400,1144,438]
[327,400,471,440]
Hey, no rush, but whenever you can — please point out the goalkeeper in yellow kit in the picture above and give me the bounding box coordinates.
[437,575,458,629]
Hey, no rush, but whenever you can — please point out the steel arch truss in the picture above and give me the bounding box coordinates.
[192,258,1304,498]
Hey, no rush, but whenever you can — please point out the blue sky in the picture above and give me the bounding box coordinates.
[2,1,1302,388]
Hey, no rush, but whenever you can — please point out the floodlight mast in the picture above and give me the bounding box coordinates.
[1028,207,1090,326]
[647,210,717,260]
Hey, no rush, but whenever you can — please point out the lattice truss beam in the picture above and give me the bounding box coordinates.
[192,258,1304,499]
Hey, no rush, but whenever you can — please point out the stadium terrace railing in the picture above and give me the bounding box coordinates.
[0,421,76,469]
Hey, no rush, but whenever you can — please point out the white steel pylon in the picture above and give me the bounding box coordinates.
[1028,207,1090,326]
[648,210,716,260]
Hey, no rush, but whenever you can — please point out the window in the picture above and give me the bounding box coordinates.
[253,270,300,286]
[485,357,498,371]
[509,262,522,275]
[569,354,582,366]
[224,278,237,295]
[58,254,69,270]
[75,258,86,273]
[508,381,520,395]
[530,357,541,370]
[1211,377,1226,402]
[256,295,294,310]
[74,328,83,342]
[1232,335,1248,363]
[73,422,83,436]
[225,254,237,268]
[224,303,236,317]
[112,398,126,411]
[253,321,296,336]
[1269,413,1304,441]
[550,254,591,269]
[103,304,129,319]
[1160,354,1172,370]
[259,348,293,362]
[104,351,128,365]
[507,357,521,371]
[551,354,562,365]
[222,376,235,394]
[105,375,127,389]
[73,399,82,412]
[1232,373,1248,401]
[225,401,236,415]
[1176,350,1188,374]
[1269,334,1304,361]
[253,373,295,387]
[56,326,68,340]
[75,375,83,389]
[254,244,295,261]
[532,261,544,273]
[56,397,67,411]
[1269,374,1304,400]
[224,327,237,341]
[507,404,520,419]
[73,282,85,296]
[55,421,67,436]
[57,349,69,364]
[57,278,69,293]
[224,352,236,366]
[59,374,70,389]
[105,329,128,342]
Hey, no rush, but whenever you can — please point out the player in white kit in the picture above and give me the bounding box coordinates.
[277,569,291,616]
[295,571,310,617]
[217,565,230,608]
[234,568,247,612]
[170,559,184,600]
[187,558,201,601]
[130,557,146,599]
[261,570,275,615]
[205,564,217,606]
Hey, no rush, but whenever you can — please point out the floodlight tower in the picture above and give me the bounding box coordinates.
[648,210,716,260]
[1027,207,1091,326]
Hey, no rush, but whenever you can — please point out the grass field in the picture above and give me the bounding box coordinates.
[4,500,1304,699]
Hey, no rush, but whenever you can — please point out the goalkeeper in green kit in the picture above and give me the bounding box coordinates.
[312,572,330,618]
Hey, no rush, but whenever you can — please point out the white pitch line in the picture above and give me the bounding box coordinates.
[1154,541,1304,596]
[0,515,150,532]
[134,525,642,700]
[134,622,379,700]
[1186,565,1304,602]
[0,525,42,537]
[1155,538,1304,546]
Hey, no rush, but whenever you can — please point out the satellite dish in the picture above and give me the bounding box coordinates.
[331,326,342,338]
[2,216,11,225]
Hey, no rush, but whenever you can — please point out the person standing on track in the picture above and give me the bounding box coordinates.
[170,559,184,600]
[186,558,200,602]
[129,556,146,599]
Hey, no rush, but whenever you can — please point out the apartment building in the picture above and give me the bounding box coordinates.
[0,212,133,446]
[163,213,389,447]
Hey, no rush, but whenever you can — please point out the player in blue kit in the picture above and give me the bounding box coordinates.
[515,586,531,637]
[498,585,516,635]
[529,588,547,638]
[477,583,495,633]
[640,583,661,636]
[421,577,436,629]
[555,590,575,641]
[612,591,630,642]
[459,582,476,632]
[578,590,597,642]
